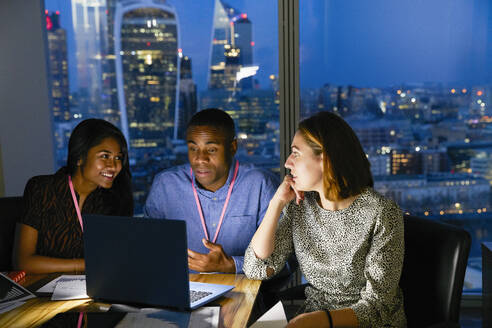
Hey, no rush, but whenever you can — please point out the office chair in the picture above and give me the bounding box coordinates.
[277,215,471,328]
[0,196,23,271]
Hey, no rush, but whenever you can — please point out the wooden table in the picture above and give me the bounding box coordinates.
[0,273,262,328]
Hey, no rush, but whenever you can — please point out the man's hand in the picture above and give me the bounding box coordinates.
[286,311,330,328]
[187,238,236,273]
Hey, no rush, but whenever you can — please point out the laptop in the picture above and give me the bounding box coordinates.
[82,214,234,310]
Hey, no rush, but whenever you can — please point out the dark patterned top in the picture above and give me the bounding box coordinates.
[244,188,406,328]
[19,167,132,259]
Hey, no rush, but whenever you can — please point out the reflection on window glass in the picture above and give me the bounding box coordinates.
[300,0,491,293]
[43,0,279,215]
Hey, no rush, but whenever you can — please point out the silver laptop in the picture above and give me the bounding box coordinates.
[82,214,234,310]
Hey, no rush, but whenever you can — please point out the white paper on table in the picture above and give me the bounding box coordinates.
[188,306,220,328]
[37,275,86,293]
[114,306,219,328]
[250,301,288,328]
[51,276,89,301]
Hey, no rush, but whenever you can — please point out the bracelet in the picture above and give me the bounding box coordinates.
[324,309,333,328]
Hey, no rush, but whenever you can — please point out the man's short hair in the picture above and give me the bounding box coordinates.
[186,108,236,142]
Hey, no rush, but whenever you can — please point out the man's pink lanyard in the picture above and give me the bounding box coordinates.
[77,312,84,328]
[68,176,84,232]
[190,161,239,243]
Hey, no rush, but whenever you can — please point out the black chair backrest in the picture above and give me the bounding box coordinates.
[0,196,23,271]
[400,215,471,327]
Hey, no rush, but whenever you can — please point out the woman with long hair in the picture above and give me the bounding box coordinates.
[244,112,406,327]
[13,119,133,273]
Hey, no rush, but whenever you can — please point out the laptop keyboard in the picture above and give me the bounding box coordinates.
[190,290,213,303]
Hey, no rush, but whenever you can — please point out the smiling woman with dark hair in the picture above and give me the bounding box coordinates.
[244,111,406,328]
[13,119,133,274]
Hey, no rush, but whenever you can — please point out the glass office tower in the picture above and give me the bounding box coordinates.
[208,0,253,90]
[71,0,115,123]
[46,11,70,123]
[114,0,179,152]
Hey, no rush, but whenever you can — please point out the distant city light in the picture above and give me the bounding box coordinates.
[477,90,483,96]
[464,138,470,143]
[145,54,152,65]
[241,13,247,19]
[478,99,482,104]
[236,65,259,82]
[411,97,416,103]
[415,146,421,152]
[380,101,387,114]
[46,15,53,30]
[238,132,247,139]
[147,20,151,28]
[390,130,395,136]
[455,203,461,208]
[462,88,467,93]
[440,211,444,215]
[451,88,456,94]
[269,74,276,80]
[55,11,60,15]
[400,92,406,98]
[481,103,486,108]
[146,42,151,47]
[250,41,255,46]
[424,211,429,216]
[397,90,402,95]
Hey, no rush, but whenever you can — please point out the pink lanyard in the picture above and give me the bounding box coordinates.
[68,176,84,232]
[191,161,239,243]
[77,312,84,328]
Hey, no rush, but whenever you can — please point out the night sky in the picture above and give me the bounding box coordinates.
[45,0,491,92]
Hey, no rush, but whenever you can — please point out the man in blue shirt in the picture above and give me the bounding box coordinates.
[144,108,278,273]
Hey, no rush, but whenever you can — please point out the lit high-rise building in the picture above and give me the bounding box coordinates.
[177,55,197,139]
[114,0,179,151]
[71,0,113,121]
[208,0,253,90]
[46,11,70,123]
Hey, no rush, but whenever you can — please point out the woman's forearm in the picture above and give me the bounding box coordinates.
[15,255,85,274]
[250,198,286,259]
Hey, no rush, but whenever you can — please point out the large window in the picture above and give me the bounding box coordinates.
[300,0,491,293]
[41,0,492,295]
[43,0,279,214]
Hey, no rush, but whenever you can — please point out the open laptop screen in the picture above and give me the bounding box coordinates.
[83,215,190,309]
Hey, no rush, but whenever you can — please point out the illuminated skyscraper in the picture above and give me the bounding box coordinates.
[46,11,72,169]
[177,55,197,139]
[71,0,113,122]
[208,0,253,90]
[46,11,70,123]
[114,0,179,151]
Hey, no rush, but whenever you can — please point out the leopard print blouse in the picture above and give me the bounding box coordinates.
[244,188,407,327]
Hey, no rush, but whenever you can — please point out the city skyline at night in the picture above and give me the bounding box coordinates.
[42,0,491,292]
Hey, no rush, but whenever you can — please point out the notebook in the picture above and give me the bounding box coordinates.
[82,214,234,310]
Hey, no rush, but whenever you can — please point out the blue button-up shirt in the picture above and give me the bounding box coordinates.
[144,159,279,273]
